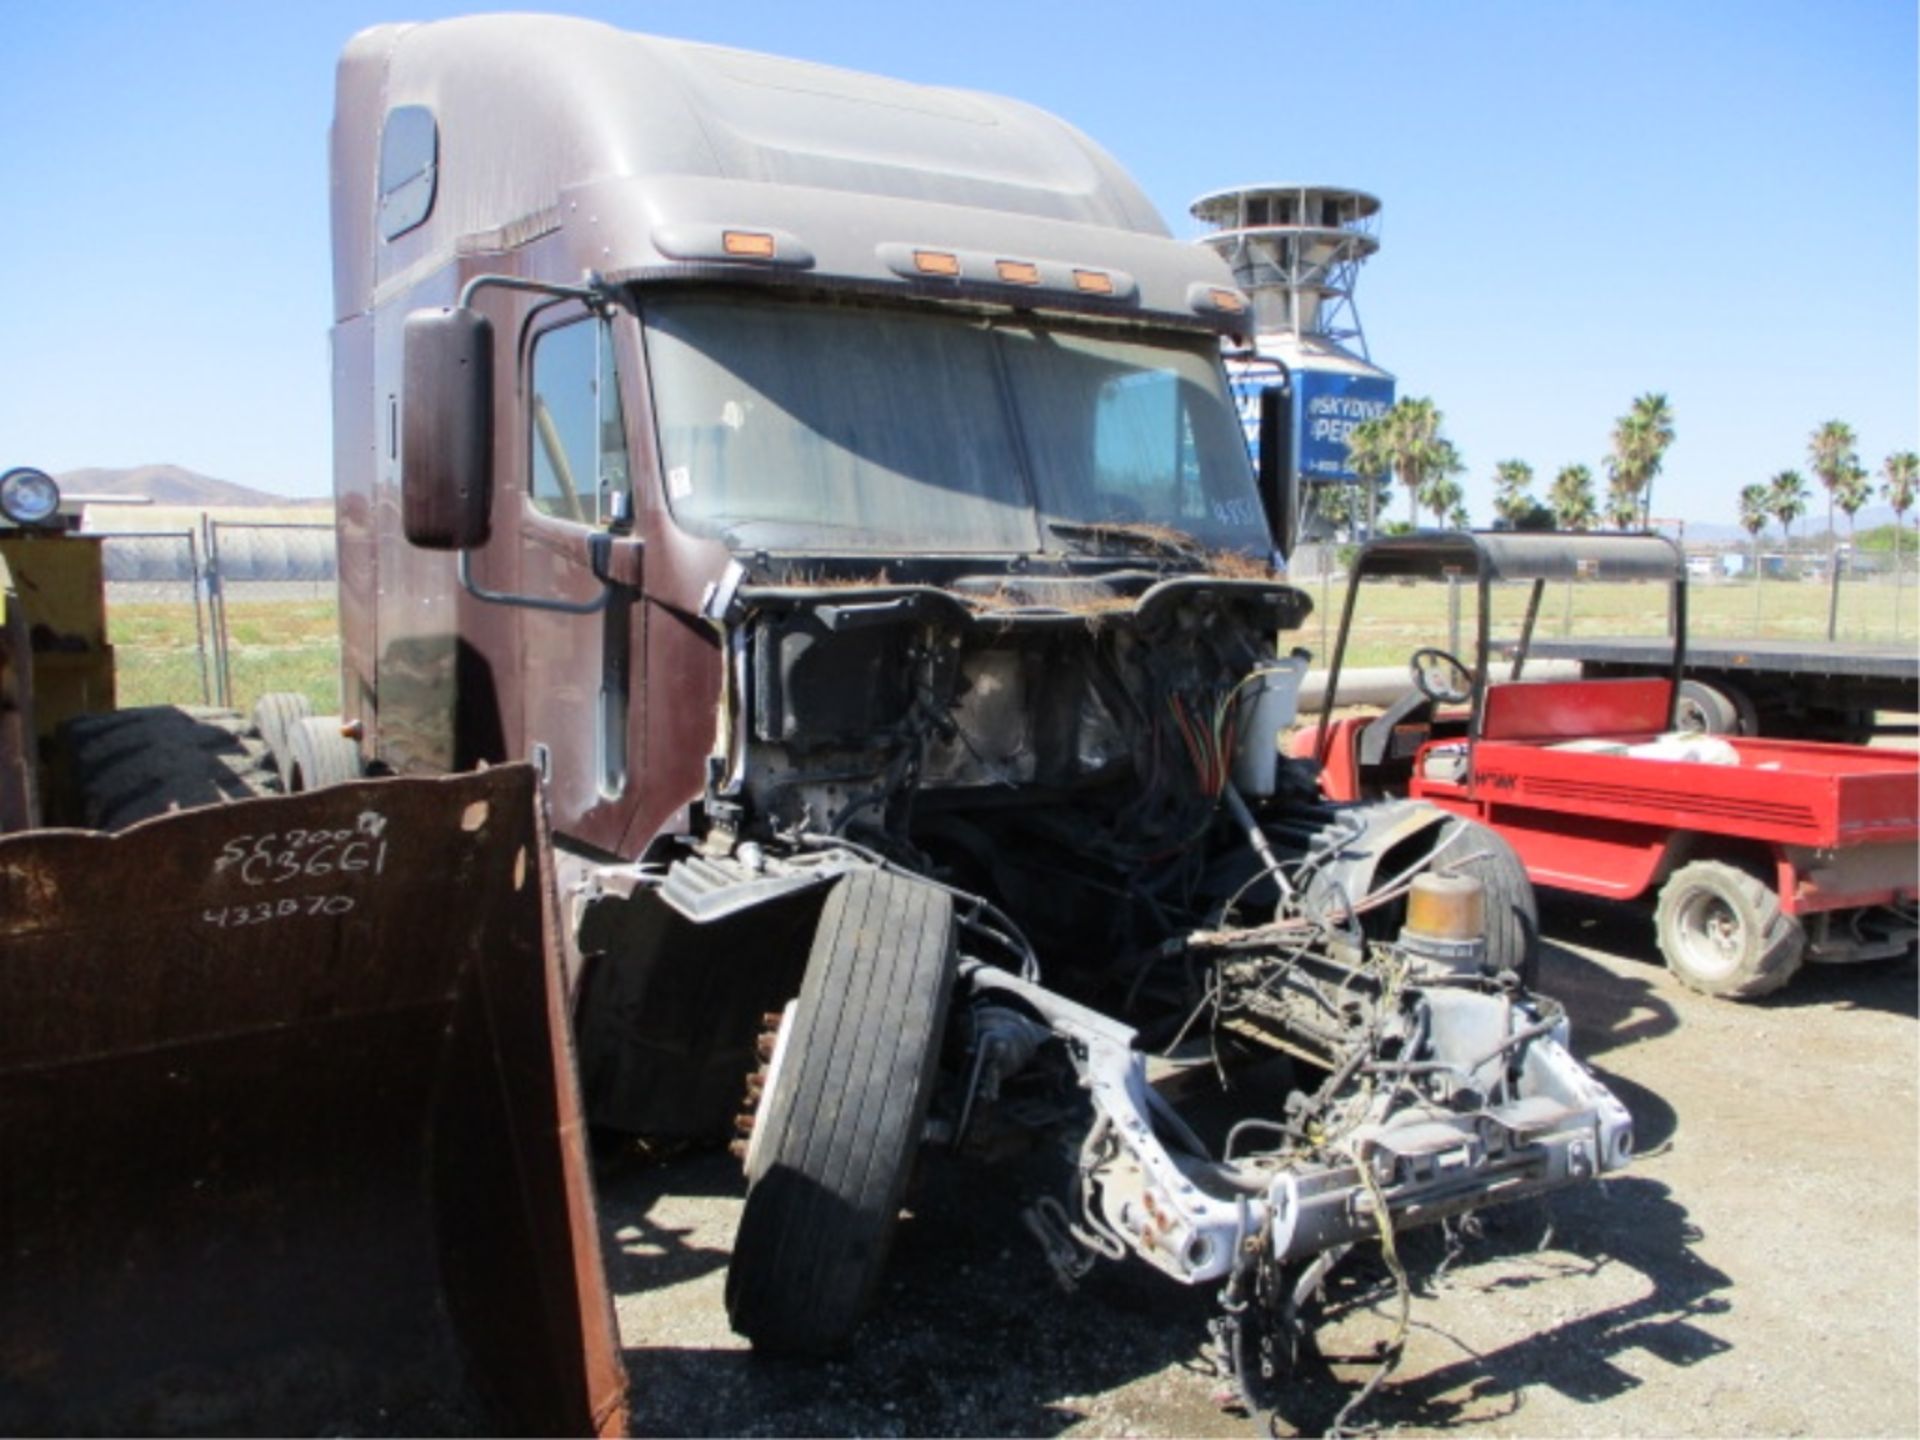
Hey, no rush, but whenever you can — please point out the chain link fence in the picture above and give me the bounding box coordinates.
[98,519,339,715]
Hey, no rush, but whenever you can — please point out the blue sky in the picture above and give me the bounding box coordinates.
[4,0,1914,527]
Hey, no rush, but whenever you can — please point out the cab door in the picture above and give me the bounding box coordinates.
[516,307,641,848]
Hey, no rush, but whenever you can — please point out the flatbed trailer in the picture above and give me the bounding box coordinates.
[1522,635,1919,742]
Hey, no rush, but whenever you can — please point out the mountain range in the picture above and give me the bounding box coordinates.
[52,465,327,508]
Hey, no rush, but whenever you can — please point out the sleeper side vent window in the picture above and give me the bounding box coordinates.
[379,105,438,241]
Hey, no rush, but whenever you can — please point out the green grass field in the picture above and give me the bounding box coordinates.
[104,573,1916,713]
[111,598,342,714]
[1291,571,1918,669]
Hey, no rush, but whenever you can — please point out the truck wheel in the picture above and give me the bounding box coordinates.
[284,716,363,791]
[1655,860,1804,999]
[1436,817,1540,989]
[61,705,278,831]
[250,691,313,788]
[1674,680,1740,735]
[725,868,957,1357]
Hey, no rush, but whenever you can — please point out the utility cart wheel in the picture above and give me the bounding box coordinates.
[725,868,957,1357]
[284,716,363,792]
[1655,860,1804,999]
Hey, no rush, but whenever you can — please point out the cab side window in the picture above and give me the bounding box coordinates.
[530,318,630,525]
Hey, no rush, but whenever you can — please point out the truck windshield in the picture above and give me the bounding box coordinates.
[641,293,1268,556]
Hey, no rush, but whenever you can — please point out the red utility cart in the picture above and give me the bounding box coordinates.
[1300,532,1918,999]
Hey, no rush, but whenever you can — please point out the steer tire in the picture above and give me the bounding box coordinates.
[1655,860,1804,1000]
[284,716,363,792]
[725,868,957,1357]
[1436,816,1540,989]
[250,691,314,788]
[60,705,278,832]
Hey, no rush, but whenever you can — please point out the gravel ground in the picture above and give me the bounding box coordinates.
[598,897,1919,1437]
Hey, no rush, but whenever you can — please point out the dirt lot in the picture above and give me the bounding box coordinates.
[598,897,1919,1438]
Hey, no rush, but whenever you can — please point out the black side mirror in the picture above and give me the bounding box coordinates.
[402,307,493,550]
[1257,382,1297,559]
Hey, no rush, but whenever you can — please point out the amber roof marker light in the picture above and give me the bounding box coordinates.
[721,230,779,259]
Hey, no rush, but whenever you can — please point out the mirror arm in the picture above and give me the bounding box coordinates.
[458,271,613,315]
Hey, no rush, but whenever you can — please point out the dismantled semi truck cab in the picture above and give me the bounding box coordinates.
[331,16,1633,1364]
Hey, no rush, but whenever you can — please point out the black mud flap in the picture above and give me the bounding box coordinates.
[0,766,627,1436]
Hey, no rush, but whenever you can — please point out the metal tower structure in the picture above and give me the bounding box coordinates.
[1190,183,1382,358]
[1191,183,1396,540]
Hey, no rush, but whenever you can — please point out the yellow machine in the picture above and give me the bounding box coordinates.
[0,467,114,829]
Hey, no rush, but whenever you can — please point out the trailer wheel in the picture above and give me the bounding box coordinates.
[60,705,278,831]
[1436,817,1540,989]
[1674,681,1740,735]
[725,868,956,1356]
[285,716,363,791]
[1655,860,1804,999]
[250,691,313,787]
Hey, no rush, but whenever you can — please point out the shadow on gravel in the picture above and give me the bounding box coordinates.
[1260,1177,1732,1437]
[596,1146,739,1299]
[1753,947,1919,1019]
[1539,889,1918,1024]
[607,1146,1227,1438]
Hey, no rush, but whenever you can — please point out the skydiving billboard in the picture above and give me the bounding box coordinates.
[1228,364,1395,483]
[1296,370,1395,481]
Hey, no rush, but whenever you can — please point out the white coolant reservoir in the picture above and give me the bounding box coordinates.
[1230,650,1310,797]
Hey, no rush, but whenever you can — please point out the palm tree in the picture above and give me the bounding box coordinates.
[1379,396,1443,531]
[1884,451,1919,635]
[1420,440,1465,528]
[1808,420,1858,635]
[1738,481,1772,627]
[1628,393,1675,526]
[1768,469,1810,555]
[1808,419,1857,539]
[1605,394,1676,530]
[1835,462,1870,546]
[1549,464,1598,531]
[1491,459,1535,528]
[1343,415,1393,540]
[1604,480,1640,531]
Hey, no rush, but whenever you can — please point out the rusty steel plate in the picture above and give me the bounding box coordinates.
[0,765,627,1436]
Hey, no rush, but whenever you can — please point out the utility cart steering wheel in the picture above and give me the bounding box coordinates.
[1409,647,1476,705]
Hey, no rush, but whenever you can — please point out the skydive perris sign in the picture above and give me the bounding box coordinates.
[1227,363,1395,483]
[1297,371,1395,481]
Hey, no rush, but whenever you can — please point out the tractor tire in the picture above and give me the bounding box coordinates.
[1655,860,1804,999]
[1435,816,1540,989]
[725,868,957,1357]
[250,691,314,788]
[1674,680,1740,735]
[284,716,363,791]
[60,705,278,832]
